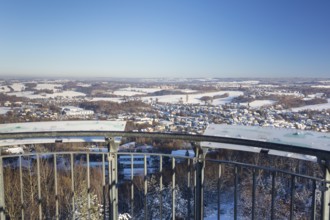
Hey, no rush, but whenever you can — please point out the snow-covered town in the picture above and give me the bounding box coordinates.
[1,78,329,134]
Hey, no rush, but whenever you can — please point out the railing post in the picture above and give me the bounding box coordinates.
[322,162,330,220]
[193,143,208,220]
[0,153,5,220]
[107,137,120,220]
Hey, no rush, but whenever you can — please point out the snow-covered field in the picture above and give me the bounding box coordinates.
[318,80,330,83]
[90,97,124,102]
[142,91,243,105]
[35,83,63,91]
[257,84,279,88]
[77,83,92,87]
[218,80,259,85]
[291,99,330,112]
[90,90,242,105]
[311,85,330,88]
[7,90,86,99]
[121,87,163,93]
[0,85,11,93]
[265,91,304,97]
[113,88,198,97]
[303,93,324,100]
[9,83,25,91]
[238,80,259,84]
[113,90,145,96]
[248,100,276,108]
[179,89,197,93]
[217,81,260,88]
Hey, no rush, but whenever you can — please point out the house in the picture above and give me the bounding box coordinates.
[61,106,94,117]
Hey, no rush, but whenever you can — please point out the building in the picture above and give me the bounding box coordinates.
[61,106,94,117]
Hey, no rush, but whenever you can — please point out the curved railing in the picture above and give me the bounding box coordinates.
[0,131,329,219]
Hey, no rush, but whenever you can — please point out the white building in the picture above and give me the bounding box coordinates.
[61,106,94,117]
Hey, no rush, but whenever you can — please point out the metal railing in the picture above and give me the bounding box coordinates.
[0,131,329,220]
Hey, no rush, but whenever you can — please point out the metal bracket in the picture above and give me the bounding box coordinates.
[106,136,121,220]
[192,142,209,161]
[192,142,209,220]
[319,159,330,172]
[319,183,329,192]
[321,161,330,220]
[0,156,5,220]
[106,137,120,153]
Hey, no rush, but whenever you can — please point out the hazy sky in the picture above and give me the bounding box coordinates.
[0,0,329,78]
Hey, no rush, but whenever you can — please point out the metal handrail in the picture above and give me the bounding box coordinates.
[0,131,329,219]
[1,131,330,161]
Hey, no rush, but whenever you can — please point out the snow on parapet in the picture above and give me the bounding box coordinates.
[0,136,106,147]
[0,120,126,134]
[202,124,330,161]
[0,121,127,147]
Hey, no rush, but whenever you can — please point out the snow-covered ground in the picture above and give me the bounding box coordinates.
[0,85,11,93]
[238,80,259,84]
[302,93,324,101]
[113,88,198,97]
[212,96,240,105]
[0,107,11,115]
[113,90,145,96]
[142,91,243,105]
[90,97,124,102]
[5,146,24,154]
[171,149,195,157]
[291,99,330,112]
[204,200,246,220]
[216,81,260,88]
[35,83,63,91]
[76,83,92,87]
[265,91,304,97]
[179,89,198,93]
[318,80,330,83]
[218,80,259,85]
[204,207,233,220]
[7,90,86,99]
[311,85,330,88]
[248,100,276,108]
[121,87,163,93]
[257,84,279,88]
[90,90,242,105]
[9,83,25,91]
